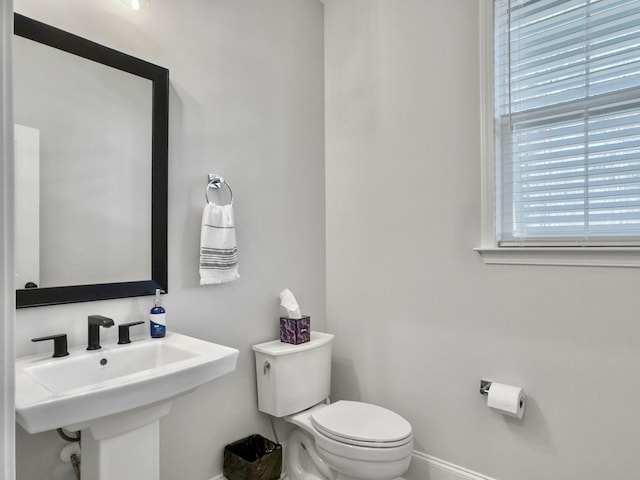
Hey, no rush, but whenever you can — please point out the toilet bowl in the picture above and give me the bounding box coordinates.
[252,332,414,480]
[287,402,413,480]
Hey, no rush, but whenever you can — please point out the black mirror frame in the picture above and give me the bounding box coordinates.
[14,13,168,308]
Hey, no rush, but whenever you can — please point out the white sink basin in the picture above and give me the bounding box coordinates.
[15,332,239,434]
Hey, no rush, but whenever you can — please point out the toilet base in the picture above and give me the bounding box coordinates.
[334,475,403,480]
[286,428,336,480]
[316,444,411,480]
[285,427,412,480]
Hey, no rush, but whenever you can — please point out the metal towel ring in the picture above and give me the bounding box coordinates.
[205,174,233,205]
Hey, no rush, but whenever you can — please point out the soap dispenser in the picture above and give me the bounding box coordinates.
[150,289,166,338]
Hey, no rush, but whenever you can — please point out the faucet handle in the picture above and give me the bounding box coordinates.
[32,334,69,358]
[117,321,145,344]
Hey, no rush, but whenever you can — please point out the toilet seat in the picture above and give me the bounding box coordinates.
[310,401,412,448]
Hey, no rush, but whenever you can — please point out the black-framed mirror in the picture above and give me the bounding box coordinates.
[14,13,168,308]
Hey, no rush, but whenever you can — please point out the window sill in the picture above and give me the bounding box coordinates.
[474,246,640,268]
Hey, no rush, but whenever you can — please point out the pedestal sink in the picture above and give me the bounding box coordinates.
[15,332,239,480]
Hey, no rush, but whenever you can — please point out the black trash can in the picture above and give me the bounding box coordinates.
[223,434,282,480]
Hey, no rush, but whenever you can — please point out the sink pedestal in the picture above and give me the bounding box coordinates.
[70,401,173,480]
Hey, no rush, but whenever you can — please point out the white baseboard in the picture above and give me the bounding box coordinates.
[212,450,496,480]
[405,451,497,480]
[212,474,286,480]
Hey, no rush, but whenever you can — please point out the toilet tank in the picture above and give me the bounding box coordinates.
[252,331,334,417]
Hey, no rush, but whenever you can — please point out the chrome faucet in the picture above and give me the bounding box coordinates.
[87,315,115,350]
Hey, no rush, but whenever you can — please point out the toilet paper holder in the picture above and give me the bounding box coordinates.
[479,379,526,418]
[479,379,492,395]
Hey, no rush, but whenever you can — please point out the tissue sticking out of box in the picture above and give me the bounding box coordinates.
[279,288,302,319]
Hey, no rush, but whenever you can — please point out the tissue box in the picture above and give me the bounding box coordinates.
[280,316,310,344]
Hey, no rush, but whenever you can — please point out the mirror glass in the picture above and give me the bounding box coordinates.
[13,14,168,308]
[14,35,152,287]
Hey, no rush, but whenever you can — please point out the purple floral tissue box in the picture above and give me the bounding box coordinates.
[280,316,310,344]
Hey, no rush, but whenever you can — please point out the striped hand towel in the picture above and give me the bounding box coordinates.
[199,202,239,285]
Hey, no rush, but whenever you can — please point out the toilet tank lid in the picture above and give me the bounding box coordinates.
[252,331,334,356]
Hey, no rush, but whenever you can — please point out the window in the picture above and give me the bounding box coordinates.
[493,0,640,248]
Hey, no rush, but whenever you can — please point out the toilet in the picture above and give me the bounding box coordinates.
[252,332,413,480]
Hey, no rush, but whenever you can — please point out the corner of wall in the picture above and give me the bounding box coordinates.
[0,0,16,478]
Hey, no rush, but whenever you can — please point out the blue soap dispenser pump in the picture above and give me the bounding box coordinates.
[150,289,166,338]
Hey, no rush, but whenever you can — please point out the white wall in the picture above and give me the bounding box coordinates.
[1,0,16,478]
[13,1,325,479]
[324,1,640,480]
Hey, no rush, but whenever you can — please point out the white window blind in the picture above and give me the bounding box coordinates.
[494,0,640,246]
